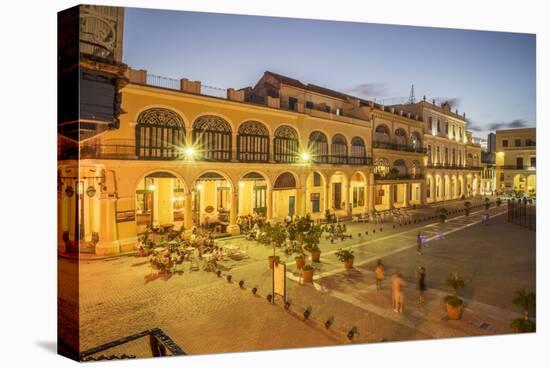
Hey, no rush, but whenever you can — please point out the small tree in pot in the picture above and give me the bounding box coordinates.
[484,197,491,210]
[510,289,536,333]
[464,201,471,216]
[444,272,465,320]
[262,223,287,269]
[335,248,355,269]
[304,225,323,262]
[496,197,502,207]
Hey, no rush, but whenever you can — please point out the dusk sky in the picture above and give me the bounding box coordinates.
[123,7,536,138]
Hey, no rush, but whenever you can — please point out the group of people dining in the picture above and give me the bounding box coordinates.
[139,226,230,275]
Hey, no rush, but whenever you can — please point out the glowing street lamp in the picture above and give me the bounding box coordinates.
[184,146,196,159]
[148,184,155,191]
[299,151,312,163]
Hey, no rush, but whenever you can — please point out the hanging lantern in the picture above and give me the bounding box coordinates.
[86,186,97,197]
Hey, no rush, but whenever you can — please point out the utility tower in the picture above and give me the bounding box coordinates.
[408,84,416,104]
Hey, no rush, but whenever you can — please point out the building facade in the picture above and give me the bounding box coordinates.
[58,70,482,255]
[495,128,536,196]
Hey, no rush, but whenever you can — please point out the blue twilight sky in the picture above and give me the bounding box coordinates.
[122,7,536,138]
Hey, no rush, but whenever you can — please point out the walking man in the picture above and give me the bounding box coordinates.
[417,231,423,255]
[416,266,426,304]
[395,273,405,313]
[375,259,384,290]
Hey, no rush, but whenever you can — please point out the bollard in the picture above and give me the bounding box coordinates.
[325,316,335,329]
[347,326,358,340]
[227,275,232,283]
[252,287,258,295]
[266,294,273,302]
[284,301,291,310]
[239,280,244,288]
[303,306,312,320]
[216,270,222,277]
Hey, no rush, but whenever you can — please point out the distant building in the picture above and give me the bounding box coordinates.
[495,128,536,196]
[487,133,496,153]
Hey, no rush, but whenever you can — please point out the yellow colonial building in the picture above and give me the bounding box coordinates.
[395,99,482,203]
[58,70,482,255]
[495,128,536,196]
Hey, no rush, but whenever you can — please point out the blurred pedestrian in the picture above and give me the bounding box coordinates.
[416,266,426,304]
[375,259,384,290]
[391,273,405,313]
[417,231,423,255]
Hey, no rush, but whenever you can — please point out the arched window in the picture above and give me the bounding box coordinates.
[192,115,232,161]
[375,125,390,144]
[308,131,329,163]
[273,172,297,190]
[411,160,421,178]
[330,134,348,164]
[237,121,269,162]
[136,108,185,159]
[273,125,298,163]
[393,159,407,176]
[350,137,367,165]
[410,131,422,151]
[394,128,407,145]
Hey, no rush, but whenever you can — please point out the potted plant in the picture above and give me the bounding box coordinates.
[335,248,355,269]
[295,252,306,270]
[302,264,314,283]
[510,289,536,333]
[262,223,287,269]
[496,197,502,207]
[464,201,471,216]
[484,198,491,210]
[304,225,323,262]
[437,207,448,223]
[444,272,465,320]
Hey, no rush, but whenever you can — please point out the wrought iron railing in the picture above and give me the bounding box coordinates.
[374,173,425,181]
[497,165,536,171]
[373,140,427,153]
[146,74,180,90]
[79,328,185,361]
[59,144,373,165]
[426,163,483,170]
[507,200,536,231]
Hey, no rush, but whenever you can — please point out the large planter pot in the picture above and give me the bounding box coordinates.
[268,256,279,269]
[344,258,354,269]
[446,303,463,320]
[302,268,314,283]
[311,250,321,262]
[295,256,306,270]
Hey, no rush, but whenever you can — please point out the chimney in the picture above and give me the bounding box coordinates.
[227,88,245,102]
[180,78,201,94]
[127,68,147,84]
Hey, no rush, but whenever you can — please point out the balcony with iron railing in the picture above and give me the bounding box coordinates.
[373,140,427,154]
[426,162,483,170]
[58,144,374,166]
[497,165,536,171]
[374,172,425,181]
